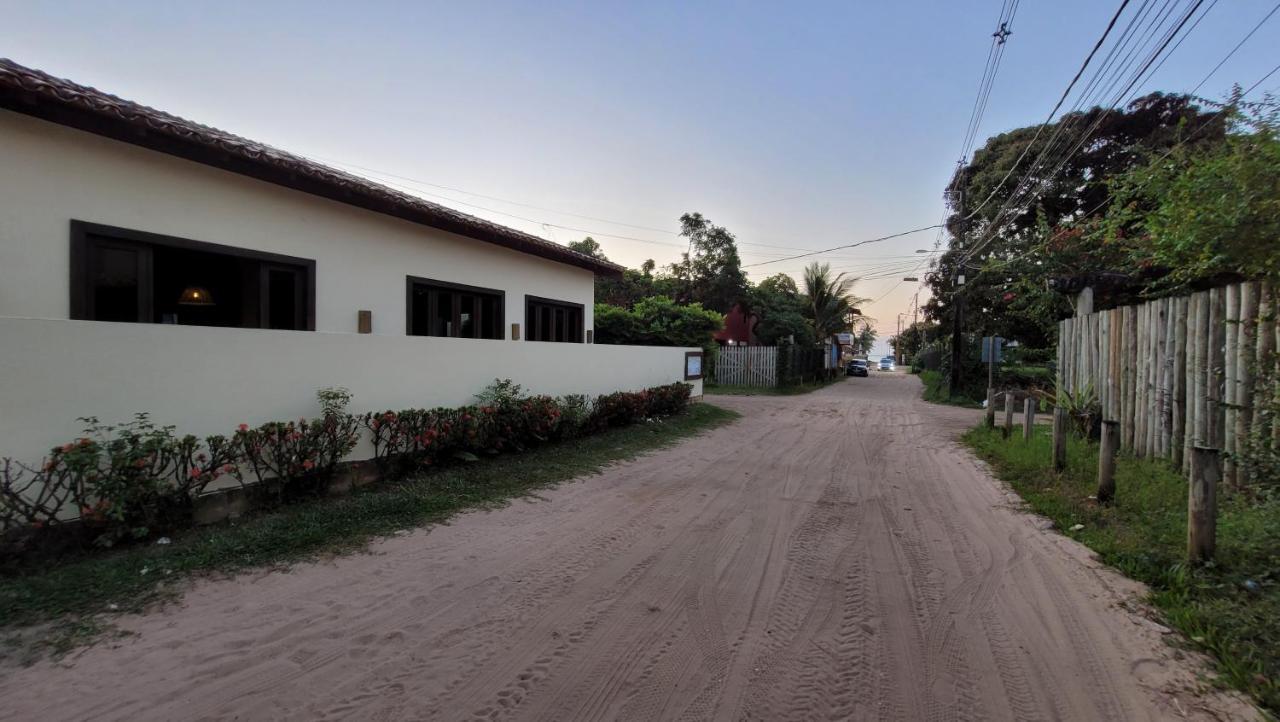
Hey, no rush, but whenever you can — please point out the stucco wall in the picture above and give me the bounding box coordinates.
[0,317,701,464]
[0,110,595,333]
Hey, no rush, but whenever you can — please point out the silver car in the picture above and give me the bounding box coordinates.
[879,356,895,371]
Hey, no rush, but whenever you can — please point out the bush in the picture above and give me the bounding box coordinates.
[235,388,360,502]
[3,380,694,568]
[1,415,238,555]
[645,383,692,417]
[594,297,723,353]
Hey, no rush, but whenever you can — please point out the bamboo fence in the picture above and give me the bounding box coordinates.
[1057,281,1278,485]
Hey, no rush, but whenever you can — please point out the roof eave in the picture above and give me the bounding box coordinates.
[0,61,624,278]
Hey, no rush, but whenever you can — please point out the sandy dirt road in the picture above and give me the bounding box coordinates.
[0,372,1255,720]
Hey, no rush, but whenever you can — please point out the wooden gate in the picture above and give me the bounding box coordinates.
[714,346,777,387]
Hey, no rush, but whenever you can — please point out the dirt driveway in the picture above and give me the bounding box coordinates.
[0,373,1255,720]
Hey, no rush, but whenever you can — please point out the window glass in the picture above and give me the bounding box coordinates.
[525,297,584,343]
[480,295,500,339]
[433,290,454,337]
[459,294,475,338]
[75,225,311,331]
[266,269,299,330]
[93,245,143,322]
[407,279,503,339]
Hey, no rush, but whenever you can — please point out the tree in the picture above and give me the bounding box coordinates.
[1093,98,1280,291]
[854,322,877,355]
[568,236,609,260]
[593,297,723,351]
[890,321,939,361]
[801,262,867,343]
[669,212,749,314]
[925,92,1227,346]
[749,273,811,345]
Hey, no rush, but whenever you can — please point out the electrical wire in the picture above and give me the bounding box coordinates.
[958,0,1212,266]
[960,0,1136,221]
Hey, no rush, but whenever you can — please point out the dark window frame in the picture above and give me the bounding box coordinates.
[524,295,585,344]
[405,275,506,340]
[69,220,316,330]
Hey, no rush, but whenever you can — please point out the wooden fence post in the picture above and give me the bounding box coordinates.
[1003,392,1015,439]
[1053,406,1068,472]
[985,387,996,428]
[1097,420,1119,504]
[1236,282,1258,485]
[1172,296,1188,470]
[1209,287,1227,451]
[1255,283,1275,440]
[1023,397,1035,441]
[1188,446,1220,563]
[1224,284,1239,486]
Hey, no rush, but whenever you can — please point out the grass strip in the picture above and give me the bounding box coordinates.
[918,369,984,407]
[964,424,1280,714]
[1,403,739,645]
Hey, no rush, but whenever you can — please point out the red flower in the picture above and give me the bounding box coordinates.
[238,423,249,432]
[1002,292,1016,302]
[60,443,74,453]
[302,459,315,470]
[189,468,203,479]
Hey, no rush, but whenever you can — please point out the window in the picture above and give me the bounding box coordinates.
[525,295,584,343]
[407,277,504,340]
[70,221,314,330]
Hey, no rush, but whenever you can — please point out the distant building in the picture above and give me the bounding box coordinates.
[713,304,758,345]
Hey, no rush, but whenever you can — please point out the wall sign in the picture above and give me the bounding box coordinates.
[684,351,703,381]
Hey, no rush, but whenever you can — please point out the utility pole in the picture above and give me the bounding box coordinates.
[947,189,966,399]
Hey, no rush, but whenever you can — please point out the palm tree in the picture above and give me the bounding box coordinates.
[801,262,869,343]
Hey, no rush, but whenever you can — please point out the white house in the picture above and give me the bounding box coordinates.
[0,59,701,464]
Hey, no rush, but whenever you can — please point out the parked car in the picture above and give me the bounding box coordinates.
[879,356,896,371]
[847,358,869,377]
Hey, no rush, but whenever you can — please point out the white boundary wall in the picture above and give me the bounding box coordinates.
[0,317,701,464]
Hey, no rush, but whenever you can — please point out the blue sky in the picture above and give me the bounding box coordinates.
[3,1,1278,356]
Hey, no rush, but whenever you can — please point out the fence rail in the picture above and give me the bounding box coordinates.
[1058,281,1277,485]
[714,346,778,387]
[713,345,833,387]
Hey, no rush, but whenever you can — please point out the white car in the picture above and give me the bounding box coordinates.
[878,356,895,371]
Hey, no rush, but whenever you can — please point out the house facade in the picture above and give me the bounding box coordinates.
[713,304,758,345]
[0,60,700,464]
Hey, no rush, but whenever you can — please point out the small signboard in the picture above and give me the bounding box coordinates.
[981,336,1004,363]
[836,332,854,345]
[685,351,703,380]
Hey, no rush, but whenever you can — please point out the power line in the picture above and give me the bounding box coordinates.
[960,0,1136,222]
[741,225,944,269]
[959,0,1212,266]
[960,19,1276,278]
[1191,1,1280,95]
[306,153,840,255]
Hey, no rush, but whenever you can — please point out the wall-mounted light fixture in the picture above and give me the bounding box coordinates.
[178,286,214,306]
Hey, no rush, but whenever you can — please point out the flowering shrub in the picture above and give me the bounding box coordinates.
[362,380,694,472]
[645,383,692,417]
[236,388,360,502]
[3,381,693,564]
[0,415,239,551]
[589,390,650,429]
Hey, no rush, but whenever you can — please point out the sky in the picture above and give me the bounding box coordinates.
[3,0,1278,358]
